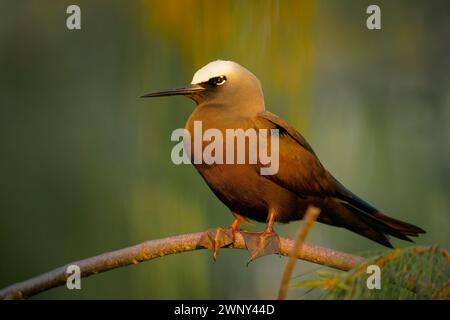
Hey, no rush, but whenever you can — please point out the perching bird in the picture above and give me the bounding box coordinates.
[142,60,425,260]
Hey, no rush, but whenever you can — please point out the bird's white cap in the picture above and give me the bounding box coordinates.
[191,60,238,84]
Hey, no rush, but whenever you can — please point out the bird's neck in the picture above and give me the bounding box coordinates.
[186,101,262,132]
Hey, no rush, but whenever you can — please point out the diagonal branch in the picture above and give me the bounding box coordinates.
[0,230,365,300]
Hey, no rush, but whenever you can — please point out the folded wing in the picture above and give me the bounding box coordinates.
[255,111,425,247]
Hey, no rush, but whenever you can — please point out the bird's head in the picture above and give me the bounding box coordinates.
[142,60,265,114]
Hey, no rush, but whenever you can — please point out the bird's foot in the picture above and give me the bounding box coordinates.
[199,227,234,261]
[241,229,281,265]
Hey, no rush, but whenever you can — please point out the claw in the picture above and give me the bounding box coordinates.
[198,227,234,260]
[241,229,281,265]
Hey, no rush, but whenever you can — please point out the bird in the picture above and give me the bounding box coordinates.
[141,60,425,261]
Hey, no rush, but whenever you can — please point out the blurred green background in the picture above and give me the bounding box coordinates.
[0,0,449,299]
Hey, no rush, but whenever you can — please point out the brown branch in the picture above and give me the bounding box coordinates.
[278,206,321,300]
[0,230,365,300]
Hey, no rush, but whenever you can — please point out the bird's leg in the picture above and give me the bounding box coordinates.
[231,212,253,239]
[199,212,251,261]
[241,208,281,265]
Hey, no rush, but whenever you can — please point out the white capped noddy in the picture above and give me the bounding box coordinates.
[142,60,425,261]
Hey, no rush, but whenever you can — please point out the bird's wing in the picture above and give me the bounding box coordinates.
[255,111,425,245]
[255,111,339,197]
[257,111,393,208]
[257,111,317,155]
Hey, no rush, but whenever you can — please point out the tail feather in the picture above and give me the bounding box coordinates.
[327,176,426,247]
[343,202,417,242]
[327,194,425,248]
[325,201,395,247]
[371,212,426,236]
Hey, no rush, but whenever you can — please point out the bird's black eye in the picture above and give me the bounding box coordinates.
[208,75,227,86]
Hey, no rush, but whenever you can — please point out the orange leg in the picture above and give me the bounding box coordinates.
[265,208,276,233]
[231,218,239,235]
[231,212,252,236]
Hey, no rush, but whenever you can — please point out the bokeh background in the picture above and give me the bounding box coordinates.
[0,0,449,299]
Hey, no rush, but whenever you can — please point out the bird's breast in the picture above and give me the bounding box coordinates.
[183,110,302,222]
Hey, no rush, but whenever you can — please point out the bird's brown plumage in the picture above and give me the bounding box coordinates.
[144,60,426,249]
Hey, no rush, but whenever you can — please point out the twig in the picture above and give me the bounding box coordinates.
[0,229,365,300]
[278,206,321,300]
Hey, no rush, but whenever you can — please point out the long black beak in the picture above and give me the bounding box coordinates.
[140,83,205,98]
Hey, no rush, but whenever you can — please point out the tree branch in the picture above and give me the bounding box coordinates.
[0,230,365,300]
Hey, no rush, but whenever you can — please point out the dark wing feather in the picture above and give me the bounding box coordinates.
[258,111,317,155]
[256,111,339,196]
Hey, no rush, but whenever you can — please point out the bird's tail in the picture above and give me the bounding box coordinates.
[370,211,426,237]
[332,195,426,248]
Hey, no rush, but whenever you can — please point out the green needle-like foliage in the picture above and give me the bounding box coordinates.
[292,246,449,300]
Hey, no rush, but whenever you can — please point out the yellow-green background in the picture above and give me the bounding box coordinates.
[0,0,449,299]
